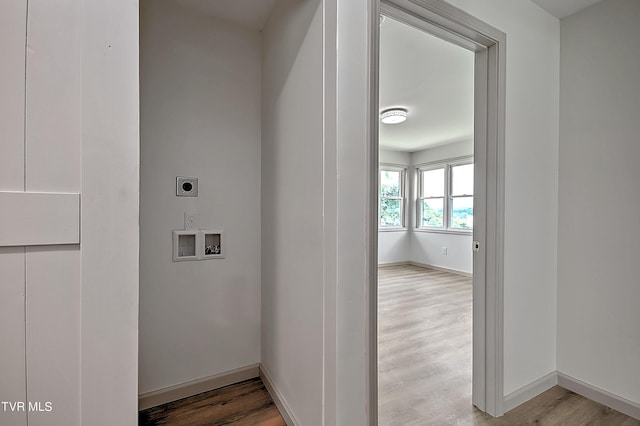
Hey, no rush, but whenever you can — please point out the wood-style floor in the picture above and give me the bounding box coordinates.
[139,377,285,426]
[138,264,638,425]
[378,264,640,425]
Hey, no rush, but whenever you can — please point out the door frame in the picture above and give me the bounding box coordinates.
[369,0,506,420]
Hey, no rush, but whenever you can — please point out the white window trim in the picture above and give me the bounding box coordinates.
[416,156,473,234]
[379,163,407,231]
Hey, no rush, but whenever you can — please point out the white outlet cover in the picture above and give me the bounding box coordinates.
[184,213,199,230]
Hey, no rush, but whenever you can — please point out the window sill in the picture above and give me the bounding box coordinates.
[379,227,408,232]
[414,228,472,236]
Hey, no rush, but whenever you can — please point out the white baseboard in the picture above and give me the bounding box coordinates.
[378,261,410,267]
[138,363,259,410]
[558,372,640,420]
[260,364,299,426]
[408,261,472,277]
[503,371,558,413]
[377,260,472,277]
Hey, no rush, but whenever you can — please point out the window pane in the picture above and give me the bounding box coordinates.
[422,168,444,197]
[380,170,401,197]
[452,164,474,196]
[451,196,473,229]
[380,198,402,227]
[421,198,443,227]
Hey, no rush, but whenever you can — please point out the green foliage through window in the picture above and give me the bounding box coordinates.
[381,199,401,227]
[419,162,473,230]
[421,199,443,228]
[380,171,400,197]
[379,169,404,228]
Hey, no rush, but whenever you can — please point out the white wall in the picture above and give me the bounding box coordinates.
[442,0,560,397]
[558,0,640,405]
[411,139,472,165]
[410,140,473,274]
[139,0,261,393]
[261,0,325,424]
[378,149,411,264]
[334,0,372,422]
[378,231,411,264]
[380,148,410,165]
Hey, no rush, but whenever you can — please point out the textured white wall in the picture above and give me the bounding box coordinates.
[261,0,325,424]
[139,0,262,393]
[558,0,640,405]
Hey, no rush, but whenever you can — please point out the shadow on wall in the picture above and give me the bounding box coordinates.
[261,0,321,108]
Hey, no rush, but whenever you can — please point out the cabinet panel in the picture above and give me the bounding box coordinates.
[25,0,81,193]
[0,0,26,192]
[0,247,27,426]
[26,247,81,426]
[0,192,80,247]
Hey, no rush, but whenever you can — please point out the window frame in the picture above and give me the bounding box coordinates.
[416,156,473,234]
[378,163,407,231]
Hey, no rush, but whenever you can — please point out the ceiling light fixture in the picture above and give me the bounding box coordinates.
[380,108,407,124]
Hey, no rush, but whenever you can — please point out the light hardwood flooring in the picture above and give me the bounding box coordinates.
[139,377,285,426]
[378,264,639,425]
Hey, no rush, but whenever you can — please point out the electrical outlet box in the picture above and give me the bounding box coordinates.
[202,230,224,259]
[441,247,448,255]
[173,230,198,261]
[176,177,198,197]
[172,229,224,261]
[184,213,198,230]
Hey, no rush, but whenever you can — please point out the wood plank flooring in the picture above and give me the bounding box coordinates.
[138,263,638,425]
[378,264,640,425]
[139,377,285,426]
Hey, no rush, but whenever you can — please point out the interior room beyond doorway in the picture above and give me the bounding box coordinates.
[377,12,476,424]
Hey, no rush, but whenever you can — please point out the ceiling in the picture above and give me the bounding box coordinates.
[530,0,605,19]
[175,0,276,31]
[171,0,605,31]
[379,16,474,152]
[170,1,598,152]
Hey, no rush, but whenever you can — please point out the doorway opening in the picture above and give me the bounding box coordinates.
[377,13,475,424]
[370,0,506,422]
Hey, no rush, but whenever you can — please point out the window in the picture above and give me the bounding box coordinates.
[450,163,473,229]
[379,166,406,229]
[418,160,473,231]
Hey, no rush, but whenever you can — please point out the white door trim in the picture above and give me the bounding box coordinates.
[370,0,506,420]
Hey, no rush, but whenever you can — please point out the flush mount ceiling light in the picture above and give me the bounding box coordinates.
[380,108,407,124]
